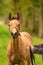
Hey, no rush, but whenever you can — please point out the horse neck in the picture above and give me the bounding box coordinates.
[11,37,19,52]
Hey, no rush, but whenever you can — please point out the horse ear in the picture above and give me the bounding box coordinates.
[16,12,20,20]
[8,13,12,20]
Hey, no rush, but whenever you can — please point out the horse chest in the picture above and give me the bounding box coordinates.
[11,51,23,64]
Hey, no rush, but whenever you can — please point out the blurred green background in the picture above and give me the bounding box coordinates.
[0,0,43,65]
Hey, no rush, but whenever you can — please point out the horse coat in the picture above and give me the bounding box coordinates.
[6,13,34,65]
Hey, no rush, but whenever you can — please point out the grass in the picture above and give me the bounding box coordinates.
[0,23,43,65]
[32,36,43,65]
[0,23,10,65]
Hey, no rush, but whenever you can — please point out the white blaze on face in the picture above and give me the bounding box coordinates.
[12,28,17,34]
[12,20,15,23]
[11,20,19,24]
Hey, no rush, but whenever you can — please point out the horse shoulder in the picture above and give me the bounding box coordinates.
[20,32,34,50]
[20,32,32,43]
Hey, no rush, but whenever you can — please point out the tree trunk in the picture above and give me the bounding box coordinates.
[41,0,43,36]
[33,2,42,37]
[38,6,42,38]
[33,6,39,34]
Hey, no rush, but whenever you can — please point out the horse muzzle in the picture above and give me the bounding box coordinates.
[10,27,18,38]
[11,31,18,39]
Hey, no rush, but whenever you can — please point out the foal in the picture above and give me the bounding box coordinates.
[6,13,34,65]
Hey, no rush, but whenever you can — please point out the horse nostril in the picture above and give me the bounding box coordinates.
[15,32,17,36]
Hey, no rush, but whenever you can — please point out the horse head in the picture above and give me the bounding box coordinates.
[8,12,20,38]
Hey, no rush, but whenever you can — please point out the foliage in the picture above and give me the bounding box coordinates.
[13,0,19,3]
[0,0,42,16]
[30,0,40,7]
[27,6,33,18]
[0,0,43,37]
[0,0,14,16]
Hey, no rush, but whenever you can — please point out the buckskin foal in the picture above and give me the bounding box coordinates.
[6,13,34,65]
